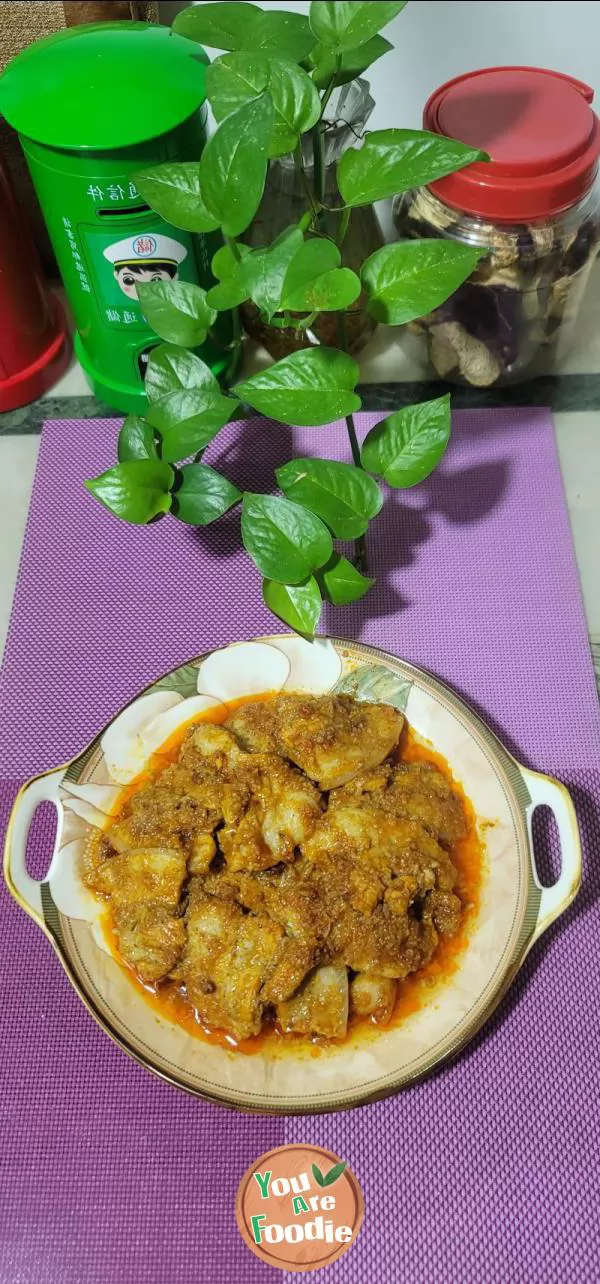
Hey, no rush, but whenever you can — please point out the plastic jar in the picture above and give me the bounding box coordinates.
[393,67,600,387]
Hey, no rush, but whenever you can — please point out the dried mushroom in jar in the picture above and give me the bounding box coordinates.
[393,186,600,387]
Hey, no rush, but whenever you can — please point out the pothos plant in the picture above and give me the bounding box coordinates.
[85,0,488,636]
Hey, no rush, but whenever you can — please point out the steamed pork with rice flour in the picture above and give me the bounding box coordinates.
[84,693,469,1043]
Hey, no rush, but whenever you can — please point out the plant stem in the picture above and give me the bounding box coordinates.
[337,310,368,575]
[319,55,342,118]
[295,142,320,229]
[311,121,326,210]
[268,310,319,331]
[224,233,242,264]
[336,205,351,250]
[345,409,362,468]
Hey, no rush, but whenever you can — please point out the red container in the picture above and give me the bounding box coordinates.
[0,157,71,411]
[393,67,600,387]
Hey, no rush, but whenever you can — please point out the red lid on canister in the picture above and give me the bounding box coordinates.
[424,66,600,221]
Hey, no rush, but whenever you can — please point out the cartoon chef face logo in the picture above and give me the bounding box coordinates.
[103,233,188,301]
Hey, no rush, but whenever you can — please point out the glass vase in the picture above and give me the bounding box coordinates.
[241,79,383,357]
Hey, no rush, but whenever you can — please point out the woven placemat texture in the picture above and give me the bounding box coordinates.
[1,409,598,1283]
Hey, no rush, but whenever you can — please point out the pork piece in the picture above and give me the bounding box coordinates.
[387,763,467,844]
[204,861,331,942]
[331,760,467,845]
[202,866,271,913]
[113,904,186,983]
[201,864,325,1002]
[187,832,217,875]
[90,847,187,909]
[329,902,439,978]
[259,937,318,1005]
[349,973,397,1025]
[304,805,457,896]
[423,889,463,937]
[188,869,319,1008]
[262,861,334,942]
[174,724,252,827]
[102,725,251,860]
[278,966,349,1039]
[201,863,325,1002]
[218,753,322,873]
[227,694,403,789]
[87,846,188,983]
[302,806,453,976]
[182,882,287,1040]
[217,914,286,1039]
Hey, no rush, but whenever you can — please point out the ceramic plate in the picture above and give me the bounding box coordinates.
[4,636,581,1113]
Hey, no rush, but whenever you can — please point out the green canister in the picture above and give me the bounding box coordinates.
[0,22,229,412]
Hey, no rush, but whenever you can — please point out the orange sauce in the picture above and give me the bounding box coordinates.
[96,696,485,1056]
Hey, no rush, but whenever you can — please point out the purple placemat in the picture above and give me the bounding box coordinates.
[1,409,599,1284]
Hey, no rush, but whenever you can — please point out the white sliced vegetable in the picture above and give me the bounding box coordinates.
[140,694,224,756]
[101,690,181,783]
[47,839,99,921]
[196,640,290,703]
[273,635,342,694]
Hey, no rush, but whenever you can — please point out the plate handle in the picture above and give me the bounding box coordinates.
[521,766,582,945]
[3,767,65,927]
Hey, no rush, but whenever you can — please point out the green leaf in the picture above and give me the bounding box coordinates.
[173,2,260,50]
[283,266,361,312]
[84,460,173,524]
[145,344,218,401]
[200,95,273,237]
[361,394,451,488]
[148,390,238,463]
[206,273,251,312]
[278,233,361,314]
[212,242,252,281]
[241,493,332,583]
[267,58,321,156]
[338,129,488,207]
[317,553,374,605]
[361,240,485,325]
[280,237,340,307]
[323,1161,347,1186]
[145,347,237,460]
[277,457,382,539]
[263,576,322,635]
[307,34,392,88]
[207,243,253,311]
[117,416,157,463]
[312,1163,326,1188]
[309,1,406,50]
[207,54,320,158]
[134,163,219,233]
[234,348,361,427]
[251,9,317,61]
[208,229,304,316]
[243,227,304,319]
[172,463,241,525]
[136,281,217,348]
[205,51,270,122]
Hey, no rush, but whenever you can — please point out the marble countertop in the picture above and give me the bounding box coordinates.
[2,275,600,690]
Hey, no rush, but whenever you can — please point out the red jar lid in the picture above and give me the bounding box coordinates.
[424,66,600,221]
